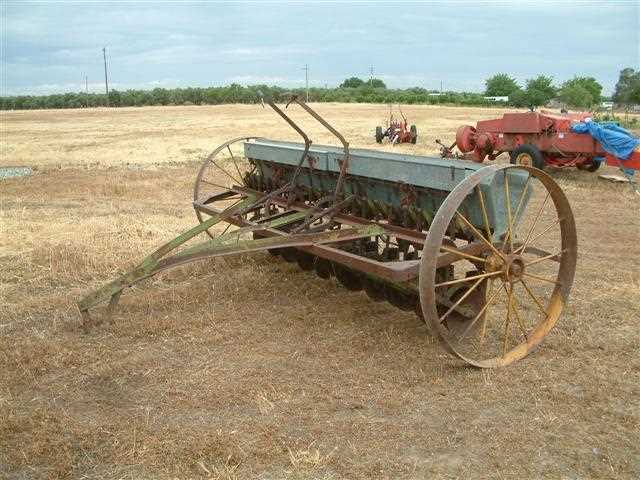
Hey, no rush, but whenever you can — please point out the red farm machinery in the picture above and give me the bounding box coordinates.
[440,111,640,172]
[375,106,417,145]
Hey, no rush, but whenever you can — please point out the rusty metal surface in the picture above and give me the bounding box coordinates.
[195,199,423,282]
[197,185,429,245]
[418,164,577,368]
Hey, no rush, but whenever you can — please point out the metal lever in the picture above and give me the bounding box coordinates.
[285,95,350,204]
[257,91,312,205]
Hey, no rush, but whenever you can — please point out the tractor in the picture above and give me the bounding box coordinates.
[375,106,417,145]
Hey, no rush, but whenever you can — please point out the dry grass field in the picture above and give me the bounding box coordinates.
[1,104,639,479]
[1,103,528,169]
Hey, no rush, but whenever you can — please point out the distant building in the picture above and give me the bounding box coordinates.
[483,96,509,102]
[601,101,614,109]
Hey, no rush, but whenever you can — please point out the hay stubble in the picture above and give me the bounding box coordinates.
[1,104,639,479]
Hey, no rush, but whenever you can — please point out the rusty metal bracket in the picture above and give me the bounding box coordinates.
[258,91,311,207]
[79,191,384,330]
[285,95,350,204]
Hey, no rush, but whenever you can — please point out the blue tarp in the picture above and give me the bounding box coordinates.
[571,120,640,160]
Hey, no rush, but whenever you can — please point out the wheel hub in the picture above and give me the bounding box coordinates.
[484,252,525,283]
[503,254,525,283]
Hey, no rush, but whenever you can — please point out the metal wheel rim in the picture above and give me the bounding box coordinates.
[193,136,262,239]
[418,164,577,368]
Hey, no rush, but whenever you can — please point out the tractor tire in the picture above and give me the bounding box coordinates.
[375,126,384,144]
[510,144,545,170]
[410,125,417,144]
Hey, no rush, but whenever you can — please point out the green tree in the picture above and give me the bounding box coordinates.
[613,68,640,105]
[558,84,593,108]
[558,76,602,108]
[368,78,386,89]
[484,73,519,96]
[522,75,556,108]
[340,77,365,88]
[151,88,170,105]
[508,89,528,107]
[108,90,122,107]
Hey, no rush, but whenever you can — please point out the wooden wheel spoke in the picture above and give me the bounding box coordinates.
[510,290,529,341]
[479,278,494,343]
[503,283,528,341]
[210,157,241,185]
[439,276,485,323]
[199,178,237,190]
[475,185,492,241]
[502,170,514,253]
[439,245,486,264]
[515,217,563,255]
[502,283,513,356]
[517,192,549,255]
[227,145,245,183]
[455,211,505,260]
[520,279,547,316]
[512,175,531,222]
[435,270,501,288]
[522,272,562,286]
[459,284,504,340]
[525,249,565,267]
[504,174,531,252]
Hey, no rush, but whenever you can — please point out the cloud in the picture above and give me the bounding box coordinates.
[224,75,301,86]
[2,1,637,96]
[1,78,183,96]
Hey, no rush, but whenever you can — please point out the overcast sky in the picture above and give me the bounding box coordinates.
[1,1,638,96]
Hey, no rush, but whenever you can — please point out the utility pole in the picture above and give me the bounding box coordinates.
[85,75,88,108]
[303,64,309,102]
[103,47,109,106]
[370,65,374,85]
[440,80,443,93]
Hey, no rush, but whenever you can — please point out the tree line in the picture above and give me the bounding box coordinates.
[484,68,639,109]
[0,83,500,110]
[1,68,637,111]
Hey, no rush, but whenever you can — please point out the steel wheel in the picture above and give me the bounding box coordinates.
[419,164,577,368]
[193,136,262,239]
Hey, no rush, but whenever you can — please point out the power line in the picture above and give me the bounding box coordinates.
[103,47,109,106]
[303,64,309,102]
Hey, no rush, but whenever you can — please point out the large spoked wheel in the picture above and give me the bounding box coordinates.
[419,164,577,368]
[194,136,262,239]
